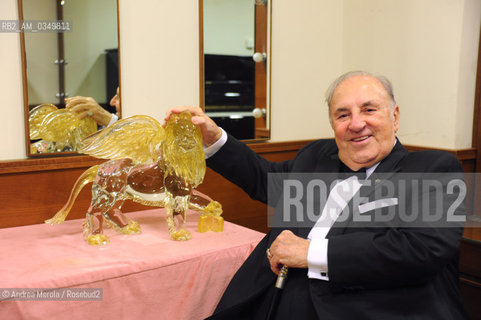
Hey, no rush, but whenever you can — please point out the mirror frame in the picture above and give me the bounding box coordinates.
[199,0,271,143]
[18,0,122,157]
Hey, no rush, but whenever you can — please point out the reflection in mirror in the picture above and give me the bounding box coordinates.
[203,0,270,141]
[19,0,120,156]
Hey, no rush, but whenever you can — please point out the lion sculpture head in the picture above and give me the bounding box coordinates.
[162,112,206,188]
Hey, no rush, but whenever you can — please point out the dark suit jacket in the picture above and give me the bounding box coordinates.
[206,135,468,320]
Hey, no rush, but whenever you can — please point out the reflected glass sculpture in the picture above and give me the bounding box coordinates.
[45,111,223,245]
[29,104,97,153]
[29,103,58,140]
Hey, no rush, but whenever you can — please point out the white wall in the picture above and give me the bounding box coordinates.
[0,0,480,160]
[270,0,480,147]
[0,0,25,160]
[269,0,343,141]
[456,0,481,148]
[118,0,200,122]
[340,0,481,149]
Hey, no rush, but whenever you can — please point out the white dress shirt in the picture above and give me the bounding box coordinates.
[204,128,228,159]
[306,164,378,280]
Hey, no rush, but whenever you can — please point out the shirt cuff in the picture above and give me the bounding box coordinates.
[107,113,118,127]
[204,128,227,159]
[307,238,329,281]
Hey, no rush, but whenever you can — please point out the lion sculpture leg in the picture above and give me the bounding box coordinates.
[164,191,223,240]
[83,159,141,245]
[162,177,224,239]
[190,191,224,232]
[161,174,193,241]
[83,202,141,246]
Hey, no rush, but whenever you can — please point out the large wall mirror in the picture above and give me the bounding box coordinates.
[19,0,120,157]
[202,0,271,141]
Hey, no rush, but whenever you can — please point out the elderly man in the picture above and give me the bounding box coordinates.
[166,71,468,319]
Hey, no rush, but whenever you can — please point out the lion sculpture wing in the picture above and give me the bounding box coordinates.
[79,115,165,165]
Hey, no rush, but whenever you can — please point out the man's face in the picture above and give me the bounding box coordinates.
[329,75,400,170]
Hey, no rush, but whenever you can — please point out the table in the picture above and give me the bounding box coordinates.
[0,209,264,319]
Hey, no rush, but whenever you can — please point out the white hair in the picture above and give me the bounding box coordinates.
[325,71,397,109]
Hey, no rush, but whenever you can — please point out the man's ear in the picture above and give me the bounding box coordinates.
[328,106,335,129]
[393,105,400,132]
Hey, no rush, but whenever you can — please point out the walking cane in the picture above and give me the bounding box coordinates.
[265,265,289,320]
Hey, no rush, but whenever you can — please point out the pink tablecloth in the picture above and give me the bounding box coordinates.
[0,209,264,320]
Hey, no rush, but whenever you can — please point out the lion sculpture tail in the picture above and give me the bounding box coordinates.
[45,165,99,225]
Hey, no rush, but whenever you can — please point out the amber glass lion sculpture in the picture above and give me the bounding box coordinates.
[45,111,223,245]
